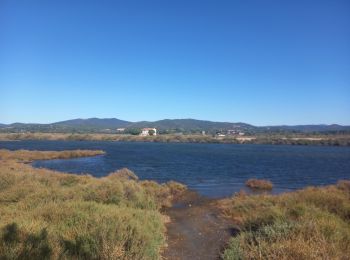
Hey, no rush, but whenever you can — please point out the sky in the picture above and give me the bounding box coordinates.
[0,0,349,126]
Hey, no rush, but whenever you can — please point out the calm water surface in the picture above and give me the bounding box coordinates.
[1,140,350,197]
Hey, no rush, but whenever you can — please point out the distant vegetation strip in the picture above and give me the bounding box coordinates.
[1,133,349,146]
[0,149,105,162]
[0,149,186,259]
[220,181,350,259]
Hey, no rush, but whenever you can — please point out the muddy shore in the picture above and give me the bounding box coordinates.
[162,191,236,260]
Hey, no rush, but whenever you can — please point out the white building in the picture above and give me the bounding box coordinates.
[140,128,157,136]
[227,129,237,135]
[227,129,245,136]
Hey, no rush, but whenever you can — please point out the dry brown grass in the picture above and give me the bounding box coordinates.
[245,178,273,190]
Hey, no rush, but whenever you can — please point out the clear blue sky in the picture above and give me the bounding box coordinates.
[1,0,349,125]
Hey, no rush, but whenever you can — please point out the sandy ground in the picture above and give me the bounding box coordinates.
[236,136,256,141]
[290,137,323,140]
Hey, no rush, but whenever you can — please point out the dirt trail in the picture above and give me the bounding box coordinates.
[162,192,236,260]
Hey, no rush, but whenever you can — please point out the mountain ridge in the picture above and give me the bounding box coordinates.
[0,118,349,133]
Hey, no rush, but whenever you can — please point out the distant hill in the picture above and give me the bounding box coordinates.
[52,118,131,129]
[260,124,350,133]
[0,118,349,134]
[130,119,255,132]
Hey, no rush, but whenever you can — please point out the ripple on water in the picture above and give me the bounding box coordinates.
[1,140,350,198]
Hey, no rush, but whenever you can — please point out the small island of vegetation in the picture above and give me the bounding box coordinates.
[245,178,274,190]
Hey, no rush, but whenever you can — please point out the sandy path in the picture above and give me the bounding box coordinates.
[162,192,235,260]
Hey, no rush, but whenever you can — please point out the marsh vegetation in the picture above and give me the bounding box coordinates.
[1,148,349,259]
[220,181,350,259]
[0,149,186,259]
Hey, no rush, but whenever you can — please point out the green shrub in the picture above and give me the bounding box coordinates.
[62,234,99,259]
[20,229,52,260]
[222,236,243,260]
[1,224,52,260]
[2,223,19,244]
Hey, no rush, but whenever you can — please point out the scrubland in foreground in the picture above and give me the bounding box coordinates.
[220,181,350,259]
[0,149,186,259]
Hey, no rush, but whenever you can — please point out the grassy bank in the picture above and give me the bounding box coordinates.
[1,132,350,146]
[220,181,350,259]
[0,150,186,259]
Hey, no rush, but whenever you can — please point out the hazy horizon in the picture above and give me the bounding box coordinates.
[1,0,349,125]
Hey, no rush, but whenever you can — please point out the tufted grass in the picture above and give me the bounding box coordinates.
[0,149,186,259]
[220,181,350,259]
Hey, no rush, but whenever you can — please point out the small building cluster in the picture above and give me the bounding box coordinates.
[216,130,245,137]
[227,130,245,136]
[140,128,157,136]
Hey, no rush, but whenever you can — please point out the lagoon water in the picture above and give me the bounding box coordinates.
[1,140,350,197]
